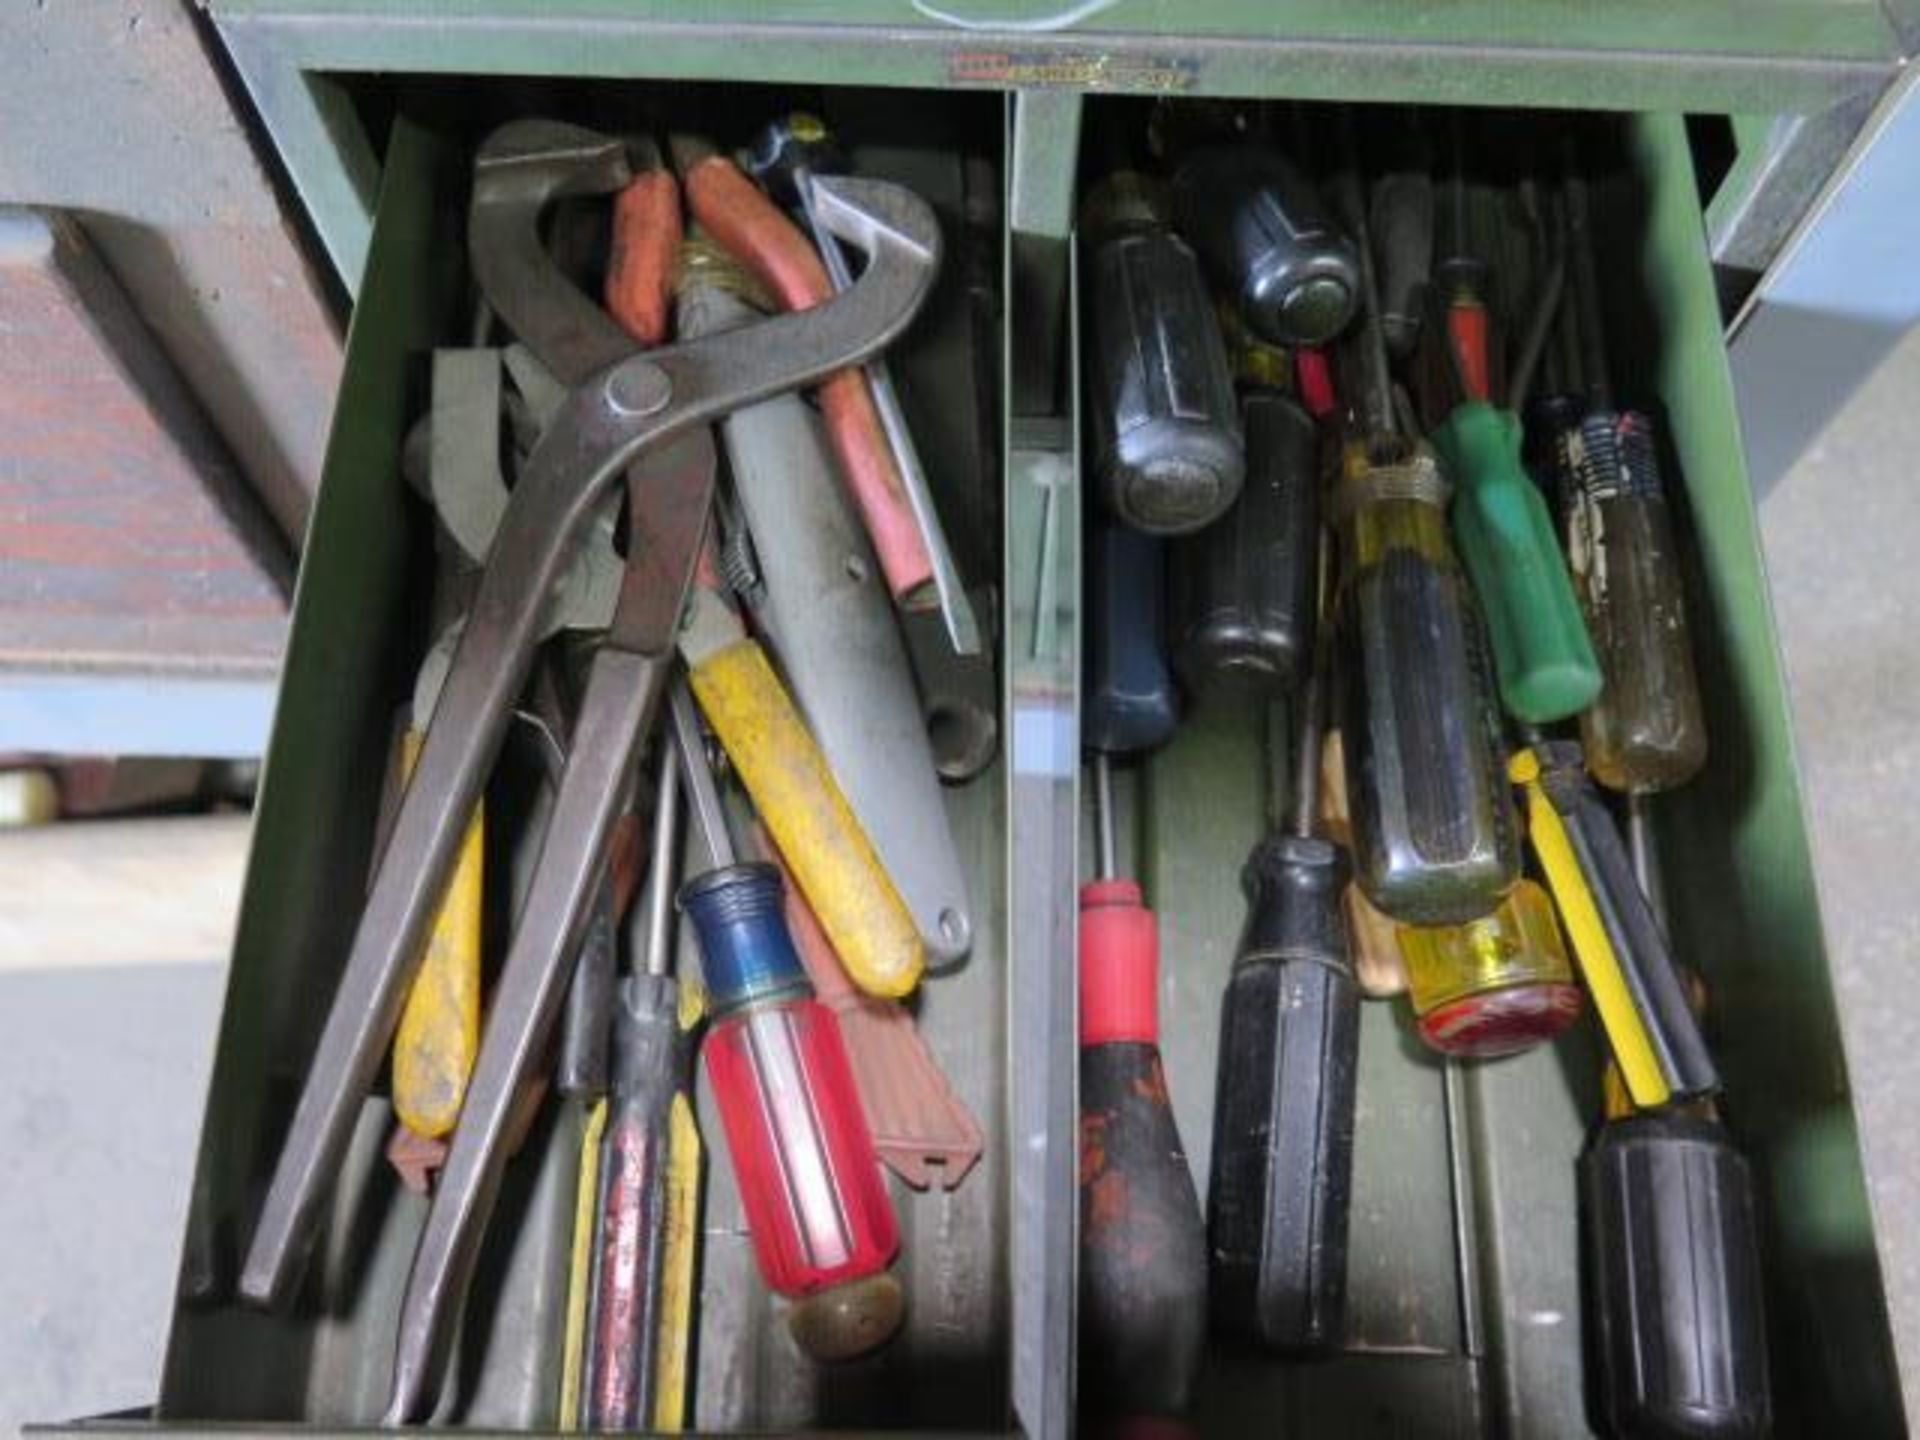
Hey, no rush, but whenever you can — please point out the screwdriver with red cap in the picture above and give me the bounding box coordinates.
[1077,750,1208,1421]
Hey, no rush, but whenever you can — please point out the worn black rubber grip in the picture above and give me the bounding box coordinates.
[1085,511,1180,756]
[1079,1043,1208,1417]
[1207,835,1359,1354]
[1171,393,1320,698]
[1581,1112,1770,1439]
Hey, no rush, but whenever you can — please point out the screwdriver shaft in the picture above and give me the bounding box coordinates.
[644,746,683,979]
[1092,751,1118,882]
[670,680,734,869]
[1506,179,1565,411]
[1337,122,1396,438]
[1290,659,1325,840]
[1625,794,1669,934]
[1564,162,1615,412]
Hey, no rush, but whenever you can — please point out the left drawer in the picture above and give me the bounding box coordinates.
[90,85,1023,1435]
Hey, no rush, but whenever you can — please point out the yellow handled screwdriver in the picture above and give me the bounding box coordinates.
[1508,738,1716,1109]
[390,727,484,1140]
[678,583,924,998]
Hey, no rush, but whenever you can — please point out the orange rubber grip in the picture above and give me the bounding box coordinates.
[605,169,684,347]
[682,155,933,604]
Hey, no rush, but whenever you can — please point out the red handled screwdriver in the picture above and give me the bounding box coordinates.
[1078,752,1208,1420]
[669,684,905,1362]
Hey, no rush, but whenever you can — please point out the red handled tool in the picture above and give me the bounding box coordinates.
[1077,752,1207,1420]
[669,686,905,1361]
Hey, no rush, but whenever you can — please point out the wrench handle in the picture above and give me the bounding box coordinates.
[385,645,670,1424]
[683,155,934,604]
[605,169,684,348]
[688,635,925,998]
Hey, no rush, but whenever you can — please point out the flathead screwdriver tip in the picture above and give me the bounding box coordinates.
[234,1252,284,1312]
[381,1365,424,1428]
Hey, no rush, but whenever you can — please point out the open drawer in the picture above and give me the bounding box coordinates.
[40,83,1900,1440]
[144,82,1037,1435]
[1013,96,1903,1437]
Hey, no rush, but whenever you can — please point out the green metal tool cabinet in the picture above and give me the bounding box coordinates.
[65,4,1905,1434]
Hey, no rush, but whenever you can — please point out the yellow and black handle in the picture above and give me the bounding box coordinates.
[1581,805,1770,1440]
[1509,740,1716,1110]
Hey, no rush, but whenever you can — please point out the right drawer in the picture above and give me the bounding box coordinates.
[1026,97,1902,1437]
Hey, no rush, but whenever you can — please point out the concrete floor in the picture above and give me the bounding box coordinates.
[2,332,1916,1435]
[0,966,228,1434]
[1759,320,1920,1427]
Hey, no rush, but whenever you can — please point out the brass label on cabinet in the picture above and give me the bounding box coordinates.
[949,48,1198,91]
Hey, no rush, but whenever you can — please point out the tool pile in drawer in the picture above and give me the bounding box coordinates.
[187,88,1795,1438]
[230,108,1004,1429]
[1075,100,1771,1439]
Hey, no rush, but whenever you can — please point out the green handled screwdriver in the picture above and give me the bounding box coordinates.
[1430,135,1600,726]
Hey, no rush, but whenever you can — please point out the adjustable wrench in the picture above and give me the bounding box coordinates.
[680,141,999,782]
[748,112,982,658]
[238,118,940,1353]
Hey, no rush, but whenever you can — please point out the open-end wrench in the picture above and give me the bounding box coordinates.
[676,273,973,966]
[748,112,982,659]
[684,134,998,781]
[237,128,940,1328]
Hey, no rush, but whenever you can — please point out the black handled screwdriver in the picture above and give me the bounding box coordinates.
[1086,508,1181,757]
[1207,654,1360,1354]
[1082,162,1245,535]
[1169,364,1322,700]
[1581,798,1770,1440]
[1171,139,1361,349]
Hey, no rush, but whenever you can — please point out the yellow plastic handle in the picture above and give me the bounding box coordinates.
[559,985,706,1433]
[651,1093,702,1433]
[1510,748,1670,1109]
[557,1099,607,1432]
[689,636,925,997]
[391,729,484,1137]
[653,984,705,1433]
